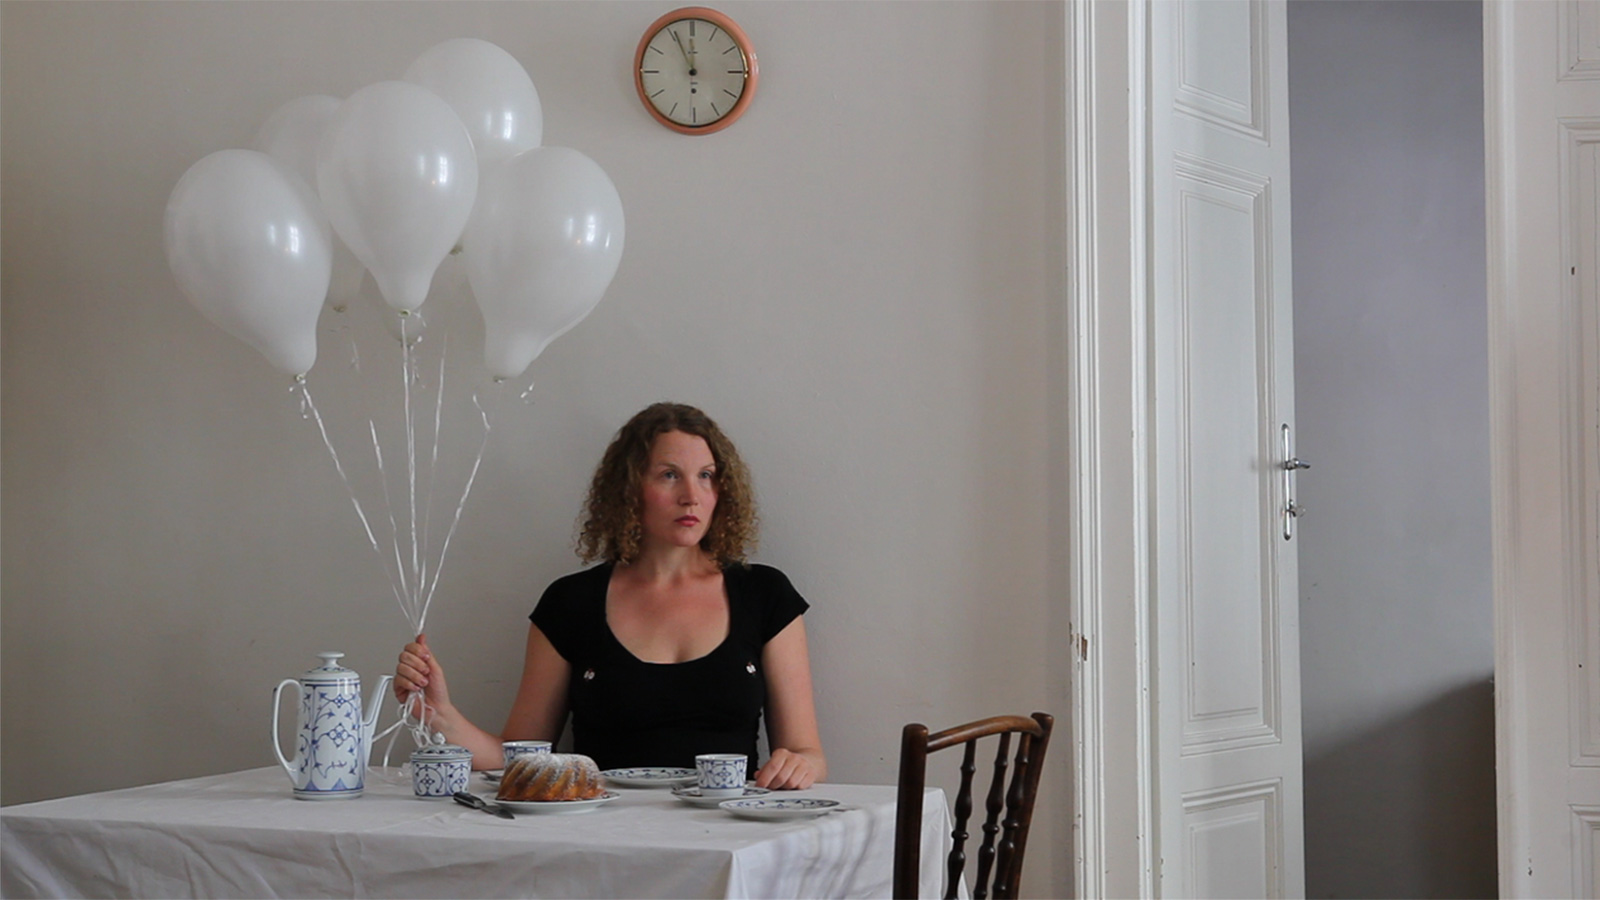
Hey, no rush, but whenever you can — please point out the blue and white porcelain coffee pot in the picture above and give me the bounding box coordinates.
[271,652,393,799]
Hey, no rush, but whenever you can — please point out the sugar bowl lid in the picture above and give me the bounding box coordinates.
[410,734,472,763]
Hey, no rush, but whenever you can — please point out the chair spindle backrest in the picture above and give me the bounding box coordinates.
[894,712,1053,900]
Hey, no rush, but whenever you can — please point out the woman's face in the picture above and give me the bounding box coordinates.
[637,430,718,551]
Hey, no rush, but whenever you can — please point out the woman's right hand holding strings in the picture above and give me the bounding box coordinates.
[393,633,517,770]
[395,633,453,730]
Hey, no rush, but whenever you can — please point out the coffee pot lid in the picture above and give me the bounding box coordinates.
[300,651,358,684]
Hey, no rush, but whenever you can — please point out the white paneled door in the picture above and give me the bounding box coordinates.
[1488,2,1600,896]
[1067,1,1304,893]
[1149,1,1306,896]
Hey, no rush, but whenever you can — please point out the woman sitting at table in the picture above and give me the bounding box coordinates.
[394,402,827,790]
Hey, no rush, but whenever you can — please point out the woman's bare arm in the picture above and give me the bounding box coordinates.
[754,618,827,789]
[499,623,571,746]
[395,625,570,770]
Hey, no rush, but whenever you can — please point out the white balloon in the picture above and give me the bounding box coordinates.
[316,81,478,313]
[462,147,625,379]
[254,94,366,311]
[254,95,341,183]
[404,38,542,165]
[358,271,426,347]
[163,149,331,375]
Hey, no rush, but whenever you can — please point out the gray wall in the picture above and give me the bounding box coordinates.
[1289,2,1496,897]
[0,2,1070,894]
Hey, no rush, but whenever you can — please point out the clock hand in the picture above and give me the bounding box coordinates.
[670,29,697,75]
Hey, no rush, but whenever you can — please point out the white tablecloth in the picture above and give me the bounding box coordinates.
[0,767,951,899]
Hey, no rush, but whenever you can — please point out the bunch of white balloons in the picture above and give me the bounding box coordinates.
[163,38,625,381]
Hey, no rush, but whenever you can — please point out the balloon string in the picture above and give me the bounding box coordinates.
[295,381,382,555]
[378,714,405,769]
[376,688,437,768]
[300,308,505,692]
[369,418,414,624]
[417,388,494,633]
[295,381,410,622]
[420,338,449,597]
[339,309,361,374]
[402,318,421,624]
[402,688,444,756]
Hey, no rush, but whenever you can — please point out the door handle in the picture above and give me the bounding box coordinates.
[1281,424,1308,540]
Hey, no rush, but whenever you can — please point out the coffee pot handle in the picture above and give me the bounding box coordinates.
[271,679,301,781]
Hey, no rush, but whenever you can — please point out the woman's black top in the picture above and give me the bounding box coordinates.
[529,562,809,771]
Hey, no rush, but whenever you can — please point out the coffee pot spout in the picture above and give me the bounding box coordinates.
[362,674,395,766]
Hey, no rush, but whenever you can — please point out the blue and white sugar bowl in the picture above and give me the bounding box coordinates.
[411,737,472,799]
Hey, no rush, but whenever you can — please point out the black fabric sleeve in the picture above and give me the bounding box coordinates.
[752,564,810,642]
[529,572,584,663]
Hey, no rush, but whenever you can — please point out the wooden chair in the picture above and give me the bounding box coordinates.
[893,712,1054,900]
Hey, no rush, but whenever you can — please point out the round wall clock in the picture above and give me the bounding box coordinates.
[635,7,758,135]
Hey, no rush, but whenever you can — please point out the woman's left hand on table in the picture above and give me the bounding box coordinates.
[753,748,820,790]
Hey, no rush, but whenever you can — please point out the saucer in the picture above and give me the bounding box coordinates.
[672,785,770,808]
[600,767,698,788]
[718,797,842,820]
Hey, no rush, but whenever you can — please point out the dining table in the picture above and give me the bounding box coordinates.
[0,766,954,899]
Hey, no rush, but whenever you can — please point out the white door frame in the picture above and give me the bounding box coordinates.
[1065,1,1158,896]
[1483,5,1524,891]
[1073,2,1590,896]
[1484,2,1600,896]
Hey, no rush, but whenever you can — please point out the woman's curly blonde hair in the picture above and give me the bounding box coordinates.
[577,402,758,567]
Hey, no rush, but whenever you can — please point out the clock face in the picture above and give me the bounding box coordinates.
[636,8,756,134]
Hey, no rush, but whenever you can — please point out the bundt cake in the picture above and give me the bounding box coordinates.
[496,752,605,802]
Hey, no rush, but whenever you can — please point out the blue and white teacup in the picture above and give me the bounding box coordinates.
[695,753,748,798]
[411,742,472,799]
[502,740,552,769]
